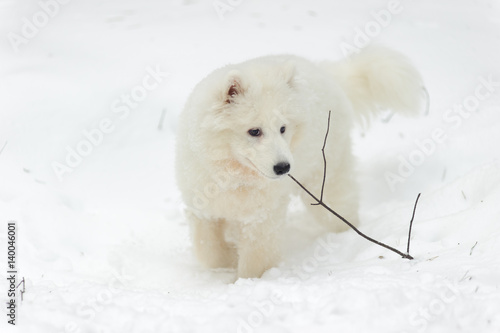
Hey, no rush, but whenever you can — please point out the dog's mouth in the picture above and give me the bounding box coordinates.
[245,158,287,180]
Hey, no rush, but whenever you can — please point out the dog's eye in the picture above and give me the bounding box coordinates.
[280,126,286,134]
[248,128,262,137]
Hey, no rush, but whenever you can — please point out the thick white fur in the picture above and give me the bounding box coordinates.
[176,46,424,278]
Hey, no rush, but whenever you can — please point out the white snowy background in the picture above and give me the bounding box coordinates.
[1,0,500,332]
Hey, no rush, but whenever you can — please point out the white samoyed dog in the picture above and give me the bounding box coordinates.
[176,46,424,278]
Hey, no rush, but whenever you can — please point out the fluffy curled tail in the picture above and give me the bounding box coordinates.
[323,45,426,124]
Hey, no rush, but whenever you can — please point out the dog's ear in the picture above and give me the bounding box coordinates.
[281,60,296,88]
[224,70,244,104]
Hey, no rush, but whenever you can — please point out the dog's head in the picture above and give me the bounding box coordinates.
[201,59,303,180]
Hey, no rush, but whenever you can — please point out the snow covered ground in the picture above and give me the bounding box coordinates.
[1,0,500,332]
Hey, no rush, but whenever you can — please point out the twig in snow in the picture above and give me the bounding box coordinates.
[470,241,478,256]
[406,193,421,255]
[288,112,418,260]
[422,86,431,116]
[16,277,25,301]
[441,168,447,181]
[158,108,167,131]
[459,270,470,282]
[0,141,7,156]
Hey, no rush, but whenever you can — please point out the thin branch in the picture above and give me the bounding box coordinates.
[406,193,421,254]
[288,174,414,260]
[312,111,331,205]
[422,86,430,116]
[288,112,418,260]
[470,241,478,256]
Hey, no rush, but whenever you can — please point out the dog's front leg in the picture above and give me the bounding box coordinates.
[190,213,237,269]
[237,221,281,278]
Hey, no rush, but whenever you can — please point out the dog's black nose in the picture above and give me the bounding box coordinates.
[273,162,290,176]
